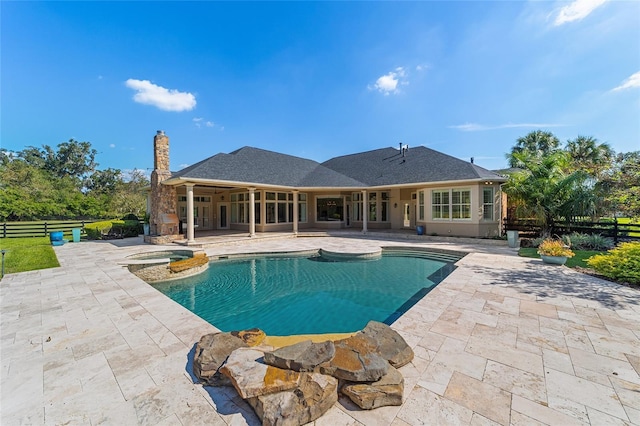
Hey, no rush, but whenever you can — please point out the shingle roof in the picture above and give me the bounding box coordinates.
[170,147,366,188]
[169,145,505,188]
[321,146,505,186]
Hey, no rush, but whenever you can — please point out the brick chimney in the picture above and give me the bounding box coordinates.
[150,131,178,236]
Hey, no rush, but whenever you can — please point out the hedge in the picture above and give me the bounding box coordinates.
[85,220,142,240]
[587,241,640,285]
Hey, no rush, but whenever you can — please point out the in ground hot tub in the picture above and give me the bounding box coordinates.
[124,250,209,283]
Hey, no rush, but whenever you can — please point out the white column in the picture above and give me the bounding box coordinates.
[186,184,195,243]
[249,187,256,237]
[292,190,299,235]
[361,189,368,234]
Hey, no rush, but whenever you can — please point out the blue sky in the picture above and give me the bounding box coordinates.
[2,1,639,175]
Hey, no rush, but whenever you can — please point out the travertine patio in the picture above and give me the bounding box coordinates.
[1,233,639,425]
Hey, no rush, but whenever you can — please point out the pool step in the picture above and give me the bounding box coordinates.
[381,247,465,264]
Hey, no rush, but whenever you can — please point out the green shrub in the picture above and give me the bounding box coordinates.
[121,220,143,237]
[563,233,614,251]
[85,220,114,239]
[587,242,640,284]
[84,219,142,239]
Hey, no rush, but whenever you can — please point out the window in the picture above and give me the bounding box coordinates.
[432,189,471,220]
[368,193,377,222]
[431,190,449,219]
[352,191,389,222]
[277,192,287,223]
[352,193,363,221]
[317,197,343,221]
[483,187,494,221]
[266,192,276,223]
[419,191,425,221]
[231,192,260,224]
[298,193,307,223]
[381,192,389,221]
[265,191,300,224]
[452,189,471,219]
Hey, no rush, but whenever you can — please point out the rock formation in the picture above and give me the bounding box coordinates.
[193,332,248,386]
[192,321,413,425]
[248,372,338,426]
[341,365,404,409]
[263,340,335,372]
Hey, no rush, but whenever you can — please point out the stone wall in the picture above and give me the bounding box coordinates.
[144,234,183,245]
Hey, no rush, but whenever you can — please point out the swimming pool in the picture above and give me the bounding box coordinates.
[152,248,463,335]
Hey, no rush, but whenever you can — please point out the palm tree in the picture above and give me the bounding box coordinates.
[565,136,614,178]
[507,130,560,168]
[503,151,597,236]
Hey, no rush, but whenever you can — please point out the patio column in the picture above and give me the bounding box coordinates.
[186,183,195,243]
[249,187,256,237]
[361,189,368,234]
[292,190,299,235]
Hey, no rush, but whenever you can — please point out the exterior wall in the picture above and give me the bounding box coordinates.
[414,183,502,238]
[388,188,407,229]
[169,183,502,238]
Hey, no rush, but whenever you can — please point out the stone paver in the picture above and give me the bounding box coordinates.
[1,233,639,425]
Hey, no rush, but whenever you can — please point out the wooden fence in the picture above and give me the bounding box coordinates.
[503,218,640,243]
[0,220,98,238]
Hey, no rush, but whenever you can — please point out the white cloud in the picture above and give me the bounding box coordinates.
[193,117,216,128]
[612,71,640,92]
[109,144,115,148]
[449,122,565,131]
[369,67,408,95]
[415,64,430,72]
[125,79,196,112]
[553,0,608,26]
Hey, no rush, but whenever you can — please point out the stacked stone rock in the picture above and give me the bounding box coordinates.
[193,321,414,426]
[150,131,177,237]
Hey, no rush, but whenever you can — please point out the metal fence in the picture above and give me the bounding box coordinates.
[503,218,640,243]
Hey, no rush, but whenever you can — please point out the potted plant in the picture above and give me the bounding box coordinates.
[537,238,574,265]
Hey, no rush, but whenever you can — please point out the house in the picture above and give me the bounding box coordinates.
[147,131,507,244]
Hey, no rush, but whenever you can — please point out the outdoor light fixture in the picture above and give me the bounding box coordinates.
[1,249,7,277]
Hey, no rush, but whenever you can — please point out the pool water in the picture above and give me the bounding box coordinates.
[153,251,457,335]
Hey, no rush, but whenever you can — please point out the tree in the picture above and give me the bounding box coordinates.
[1,140,147,221]
[599,151,640,219]
[507,130,561,168]
[503,151,597,235]
[85,168,123,194]
[18,139,98,188]
[109,169,150,218]
[565,136,614,178]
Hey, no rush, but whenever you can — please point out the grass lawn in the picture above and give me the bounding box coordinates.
[0,237,60,276]
[518,247,603,268]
